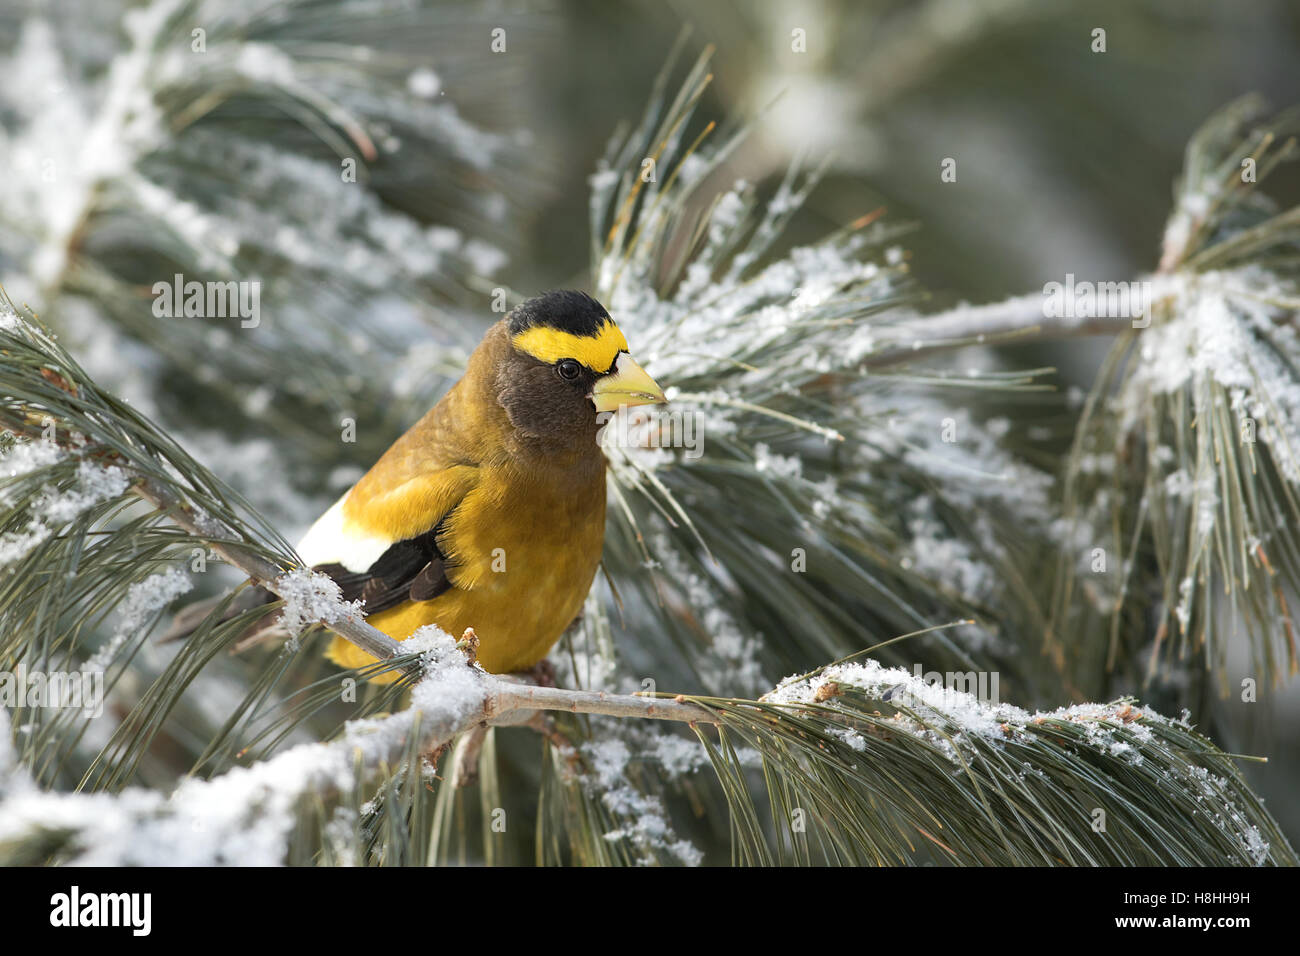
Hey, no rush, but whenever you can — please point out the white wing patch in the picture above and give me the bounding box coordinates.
[294,491,394,573]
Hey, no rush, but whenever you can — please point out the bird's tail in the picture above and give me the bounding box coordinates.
[158,583,285,648]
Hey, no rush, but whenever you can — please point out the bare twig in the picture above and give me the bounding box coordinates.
[489,682,717,725]
[448,725,489,787]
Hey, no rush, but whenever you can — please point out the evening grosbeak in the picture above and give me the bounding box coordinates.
[166,291,665,679]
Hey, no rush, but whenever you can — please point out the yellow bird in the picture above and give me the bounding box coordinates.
[167,291,666,679]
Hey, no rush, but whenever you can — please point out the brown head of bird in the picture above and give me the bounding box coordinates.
[493,289,666,453]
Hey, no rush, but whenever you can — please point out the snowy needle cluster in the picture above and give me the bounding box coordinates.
[1055,97,1300,693]
[585,51,1058,699]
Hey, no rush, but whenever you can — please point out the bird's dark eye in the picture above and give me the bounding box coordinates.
[556,359,582,381]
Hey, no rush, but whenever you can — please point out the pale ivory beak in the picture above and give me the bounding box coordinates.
[590,352,667,413]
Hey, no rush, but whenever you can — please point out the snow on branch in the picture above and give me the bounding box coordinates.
[863,290,1142,369]
[0,628,715,865]
[4,631,1292,865]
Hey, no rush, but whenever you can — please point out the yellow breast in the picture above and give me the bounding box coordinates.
[326,463,606,678]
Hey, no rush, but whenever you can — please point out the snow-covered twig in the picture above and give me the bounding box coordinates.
[863,291,1141,369]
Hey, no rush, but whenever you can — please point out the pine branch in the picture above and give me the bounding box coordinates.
[585,48,1069,725]
[1052,98,1300,691]
[4,639,1292,865]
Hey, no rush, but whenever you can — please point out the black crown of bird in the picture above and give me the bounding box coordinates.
[163,290,667,680]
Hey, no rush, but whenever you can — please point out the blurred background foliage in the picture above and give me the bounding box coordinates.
[3,0,1300,862]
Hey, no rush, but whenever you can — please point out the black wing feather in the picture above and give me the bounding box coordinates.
[314,522,453,614]
[161,523,453,646]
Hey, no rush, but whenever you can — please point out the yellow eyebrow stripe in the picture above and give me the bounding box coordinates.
[512,320,629,372]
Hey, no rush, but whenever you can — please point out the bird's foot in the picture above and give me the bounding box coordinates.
[526,657,557,688]
[449,725,489,788]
